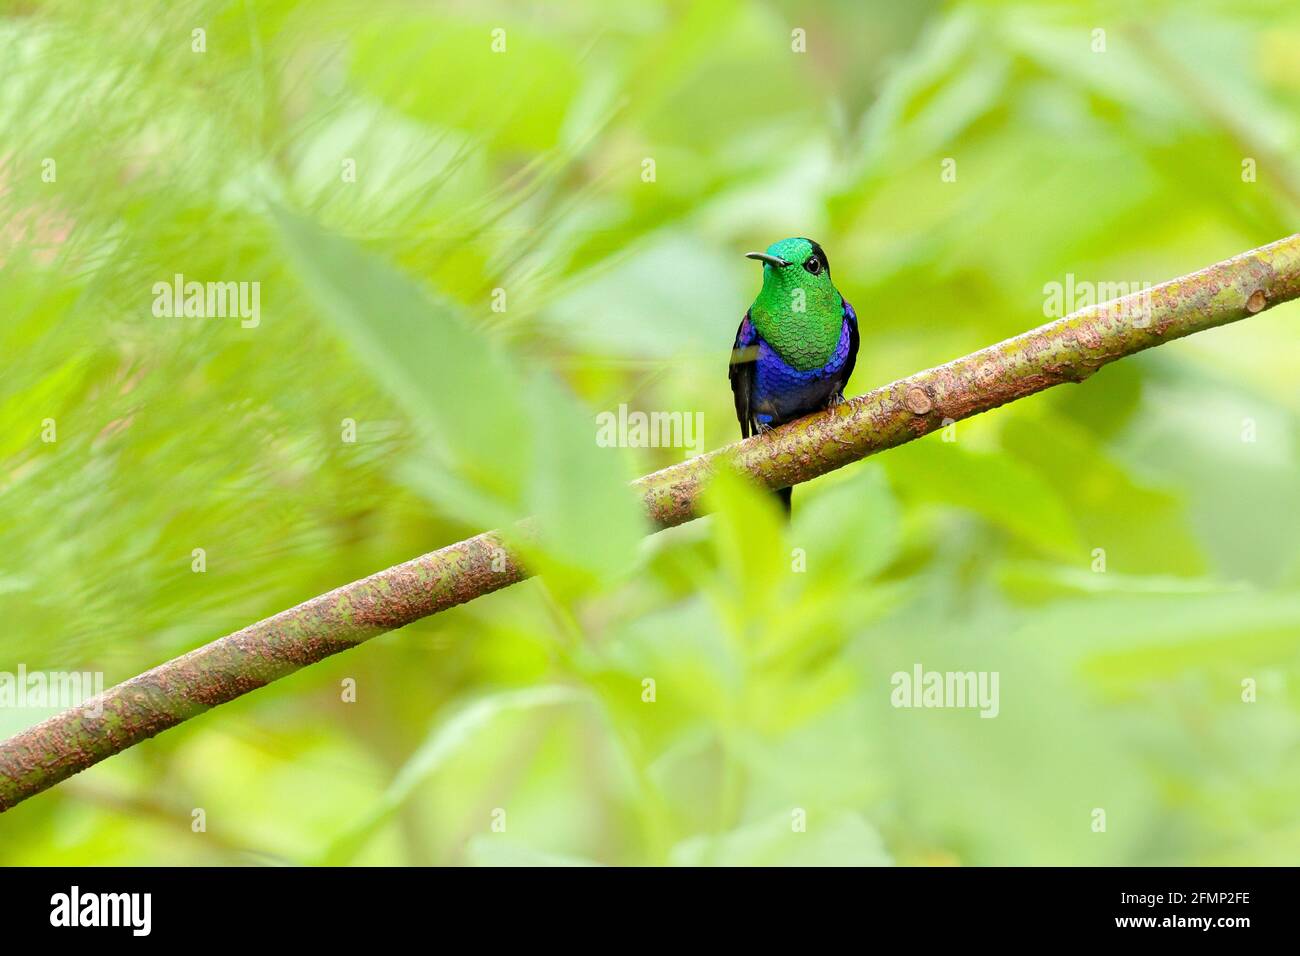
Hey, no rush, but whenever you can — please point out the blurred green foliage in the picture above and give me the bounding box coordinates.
[2,0,1300,865]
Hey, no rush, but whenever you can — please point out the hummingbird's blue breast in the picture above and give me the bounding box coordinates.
[738,301,857,427]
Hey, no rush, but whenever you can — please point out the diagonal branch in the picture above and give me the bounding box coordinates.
[3,234,1299,812]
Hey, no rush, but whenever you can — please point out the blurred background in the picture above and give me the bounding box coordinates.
[2,0,1299,865]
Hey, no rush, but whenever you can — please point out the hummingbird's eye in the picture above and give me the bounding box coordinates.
[803,255,822,276]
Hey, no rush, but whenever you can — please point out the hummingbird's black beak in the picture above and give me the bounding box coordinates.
[746,252,791,268]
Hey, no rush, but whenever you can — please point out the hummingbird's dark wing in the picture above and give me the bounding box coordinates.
[729,311,759,438]
[836,297,860,397]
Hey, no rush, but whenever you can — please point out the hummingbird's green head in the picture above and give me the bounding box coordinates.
[746,237,831,282]
[745,237,843,370]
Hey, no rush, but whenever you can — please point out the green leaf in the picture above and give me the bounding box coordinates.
[791,464,901,581]
[350,17,581,152]
[511,371,646,595]
[1001,414,1205,576]
[465,836,601,867]
[319,686,585,865]
[702,465,787,612]
[670,810,892,867]
[272,207,528,520]
[883,435,1081,559]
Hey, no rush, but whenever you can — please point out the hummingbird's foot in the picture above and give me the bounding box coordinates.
[826,391,847,408]
[755,420,775,435]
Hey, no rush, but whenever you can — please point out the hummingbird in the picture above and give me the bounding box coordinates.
[728,237,859,513]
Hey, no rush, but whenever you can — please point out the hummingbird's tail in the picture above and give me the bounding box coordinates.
[775,486,792,517]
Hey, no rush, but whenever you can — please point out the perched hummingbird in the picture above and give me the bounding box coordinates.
[729,237,859,513]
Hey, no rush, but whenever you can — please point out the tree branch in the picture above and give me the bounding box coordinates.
[3,234,1299,812]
